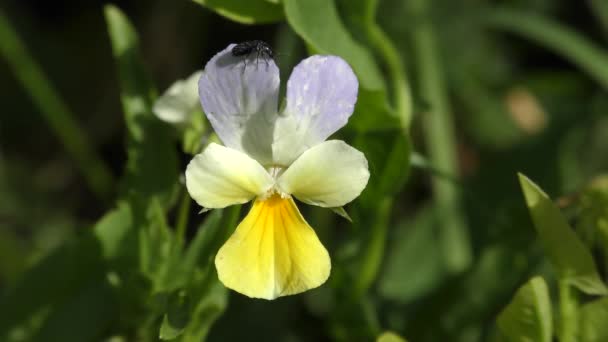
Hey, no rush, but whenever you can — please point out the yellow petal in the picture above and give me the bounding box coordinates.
[215,194,330,299]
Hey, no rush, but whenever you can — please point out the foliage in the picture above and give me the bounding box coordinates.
[1,0,608,341]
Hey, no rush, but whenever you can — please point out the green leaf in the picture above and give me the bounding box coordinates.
[181,209,232,279]
[348,89,401,132]
[104,4,178,202]
[159,290,191,340]
[178,268,228,342]
[331,207,353,222]
[376,331,408,342]
[283,0,384,91]
[518,173,607,295]
[191,0,284,24]
[378,206,444,304]
[580,296,608,342]
[497,276,553,342]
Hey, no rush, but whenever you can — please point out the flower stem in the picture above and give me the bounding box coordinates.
[558,280,579,342]
[366,24,413,131]
[175,188,192,247]
[0,10,114,201]
[408,0,472,273]
[354,197,392,296]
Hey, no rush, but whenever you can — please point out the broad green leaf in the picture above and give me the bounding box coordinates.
[191,0,284,24]
[497,276,552,342]
[378,206,444,304]
[580,296,608,342]
[376,331,408,342]
[283,0,384,91]
[93,203,134,260]
[104,4,178,202]
[518,173,607,295]
[348,89,401,132]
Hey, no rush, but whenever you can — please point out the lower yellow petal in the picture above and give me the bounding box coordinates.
[215,194,330,300]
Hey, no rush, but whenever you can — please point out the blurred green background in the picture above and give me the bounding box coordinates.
[1,0,608,341]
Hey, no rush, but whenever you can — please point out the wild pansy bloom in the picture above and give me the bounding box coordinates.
[185,44,369,300]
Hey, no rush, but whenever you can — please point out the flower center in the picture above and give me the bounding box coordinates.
[260,166,288,200]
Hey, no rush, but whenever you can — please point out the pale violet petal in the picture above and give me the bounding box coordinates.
[185,143,273,209]
[272,56,358,165]
[153,71,202,124]
[277,140,369,208]
[198,44,280,164]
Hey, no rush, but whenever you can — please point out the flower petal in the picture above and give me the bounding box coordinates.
[153,71,202,124]
[215,195,330,300]
[185,143,273,209]
[272,56,358,164]
[277,140,369,208]
[198,44,280,164]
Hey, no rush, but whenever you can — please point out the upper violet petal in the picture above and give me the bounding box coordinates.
[283,55,358,143]
[198,44,280,164]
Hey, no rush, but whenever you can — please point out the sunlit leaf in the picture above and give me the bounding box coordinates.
[104,4,178,202]
[518,173,607,295]
[191,0,284,24]
[580,296,608,342]
[377,331,408,342]
[497,276,552,342]
[283,0,384,91]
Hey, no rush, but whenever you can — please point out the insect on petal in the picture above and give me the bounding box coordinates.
[198,44,280,165]
[185,143,273,209]
[277,140,369,208]
[215,195,331,300]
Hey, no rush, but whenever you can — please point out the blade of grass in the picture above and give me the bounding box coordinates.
[0,10,114,201]
[408,0,472,273]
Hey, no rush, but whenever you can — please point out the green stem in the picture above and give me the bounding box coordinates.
[558,280,579,342]
[366,24,413,130]
[354,197,392,296]
[175,189,192,247]
[409,0,471,273]
[485,8,608,91]
[0,11,114,201]
[348,1,414,298]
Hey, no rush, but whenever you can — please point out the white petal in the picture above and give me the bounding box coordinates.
[272,56,358,165]
[277,140,369,208]
[198,44,280,165]
[185,143,273,209]
[153,71,202,124]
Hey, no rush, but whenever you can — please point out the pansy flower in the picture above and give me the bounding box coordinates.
[185,44,370,300]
